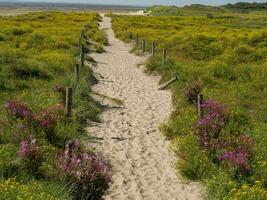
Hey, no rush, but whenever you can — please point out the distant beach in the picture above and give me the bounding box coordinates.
[0,2,146,15]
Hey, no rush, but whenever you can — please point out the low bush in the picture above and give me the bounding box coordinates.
[175,134,217,180]
[9,61,50,80]
[18,139,44,177]
[55,140,112,200]
[184,80,203,104]
[195,100,227,150]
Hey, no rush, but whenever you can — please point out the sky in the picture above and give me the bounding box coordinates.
[1,0,266,6]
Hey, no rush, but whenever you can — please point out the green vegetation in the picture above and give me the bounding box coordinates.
[0,12,111,199]
[110,7,267,200]
[223,2,267,10]
[147,3,267,16]
[147,5,225,16]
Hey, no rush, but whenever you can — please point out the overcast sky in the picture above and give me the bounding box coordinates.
[1,0,266,6]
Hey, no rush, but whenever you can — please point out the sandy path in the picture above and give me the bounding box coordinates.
[87,16,203,200]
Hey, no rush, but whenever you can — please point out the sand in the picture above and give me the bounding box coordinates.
[127,10,148,16]
[87,16,203,200]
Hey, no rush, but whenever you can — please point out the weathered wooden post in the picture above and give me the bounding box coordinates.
[162,49,167,66]
[80,30,84,39]
[84,23,90,31]
[129,32,133,39]
[78,37,81,49]
[80,44,84,68]
[65,87,73,117]
[152,42,155,56]
[75,64,80,82]
[78,29,84,49]
[142,39,146,53]
[136,34,139,46]
[197,94,204,118]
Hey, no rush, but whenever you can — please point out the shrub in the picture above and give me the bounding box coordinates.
[55,140,112,200]
[91,29,109,45]
[5,100,34,122]
[35,52,74,73]
[14,123,32,143]
[37,104,65,144]
[227,181,267,200]
[39,110,59,130]
[162,106,196,138]
[18,138,44,176]
[27,31,53,49]
[0,33,5,41]
[94,43,105,53]
[0,79,7,91]
[210,64,236,81]
[11,27,32,36]
[175,134,217,180]
[233,45,263,63]
[8,60,50,80]
[53,85,66,104]
[0,144,20,179]
[184,80,203,104]
[195,100,227,150]
[206,172,238,200]
[0,178,67,200]
[219,135,255,174]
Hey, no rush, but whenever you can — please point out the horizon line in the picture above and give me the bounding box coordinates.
[0,0,246,8]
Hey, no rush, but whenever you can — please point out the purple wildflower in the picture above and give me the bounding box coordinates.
[38,104,64,130]
[55,140,112,199]
[18,140,29,158]
[217,134,255,173]
[17,138,43,175]
[195,99,226,149]
[220,149,250,171]
[5,100,33,121]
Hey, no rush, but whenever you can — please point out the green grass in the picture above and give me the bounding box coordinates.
[110,7,267,200]
[0,11,109,199]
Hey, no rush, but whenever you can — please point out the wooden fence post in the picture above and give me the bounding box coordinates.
[129,32,133,39]
[75,64,80,82]
[162,49,166,66]
[80,30,84,39]
[78,37,81,49]
[80,45,84,68]
[142,39,146,53]
[197,94,203,118]
[152,42,155,56]
[136,34,139,46]
[65,87,73,117]
[84,23,90,31]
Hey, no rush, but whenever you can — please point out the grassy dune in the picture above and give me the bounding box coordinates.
[0,12,111,199]
[110,7,267,200]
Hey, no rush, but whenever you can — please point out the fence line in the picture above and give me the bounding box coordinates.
[65,25,90,117]
[127,30,208,116]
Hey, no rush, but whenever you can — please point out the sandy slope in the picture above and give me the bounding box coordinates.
[87,16,203,200]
